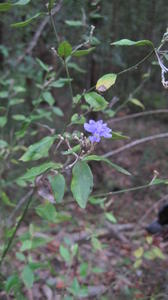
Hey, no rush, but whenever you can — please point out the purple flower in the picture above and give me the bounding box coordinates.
[84,119,112,143]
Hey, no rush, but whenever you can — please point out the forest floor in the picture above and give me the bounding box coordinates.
[1,113,168,300]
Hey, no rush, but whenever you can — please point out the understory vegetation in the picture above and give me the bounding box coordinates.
[0,1,168,299]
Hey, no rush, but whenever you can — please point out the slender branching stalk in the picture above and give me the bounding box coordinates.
[0,194,34,269]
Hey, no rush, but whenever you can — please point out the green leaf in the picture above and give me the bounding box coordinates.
[19,161,62,182]
[68,62,86,73]
[92,267,105,273]
[133,247,144,258]
[0,116,7,128]
[14,0,31,5]
[60,245,71,263]
[65,20,83,27]
[105,212,117,223]
[89,196,106,205]
[31,236,53,249]
[50,78,72,88]
[152,246,165,259]
[96,73,117,92]
[9,98,24,106]
[20,136,56,161]
[0,91,8,98]
[13,85,25,93]
[11,12,43,28]
[73,47,95,57]
[12,114,28,121]
[58,41,72,59]
[71,113,86,124]
[20,240,32,252]
[36,202,57,222]
[83,155,131,176]
[62,144,81,155]
[48,0,55,12]
[0,139,8,149]
[48,173,65,203]
[91,237,102,250]
[111,131,129,140]
[111,39,154,48]
[133,258,142,268]
[5,274,20,293]
[21,265,34,288]
[84,92,108,111]
[79,262,88,278]
[143,250,156,260]
[52,107,64,116]
[71,243,78,257]
[71,161,93,209]
[42,91,55,106]
[54,212,71,223]
[0,3,12,12]
[36,58,50,72]
[73,94,82,104]
[129,98,145,110]
[1,192,15,207]
[16,252,26,261]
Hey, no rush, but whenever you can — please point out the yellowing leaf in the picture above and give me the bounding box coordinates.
[133,258,142,269]
[133,247,144,258]
[146,236,153,244]
[129,98,145,110]
[96,73,117,92]
[152,246,165,260]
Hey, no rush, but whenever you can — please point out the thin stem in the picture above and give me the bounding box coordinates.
[0,193,34,268]
[104,132,168,158]
[64,60,73,102]
[108,109,168,124]
[117,49,155,76]
[93,182,162,198]
[49,12,59,45]
[115,75,149,113]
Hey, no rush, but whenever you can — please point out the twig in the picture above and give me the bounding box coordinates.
[64,60,73,102]
[117,49,154,76]
[7,189,34,226]
[108,109,168,124]
[0,192,34,268]
[136,194,168,228]
[104,132,168,158]
[93,182,162,198]
[16,0,63,65]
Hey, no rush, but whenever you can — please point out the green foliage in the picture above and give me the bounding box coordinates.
[0,3,12,12]
[111,39,154,48]
[11,13,44,28]
[105,212,117,223]
[19,161,62,182]
[20,136,57,161]
[48,173,65,203]
[0,1,167,297]
[73,47,95,57]
[84,92,108,111]
[83,155,131,176]
[71,161,93,208]
[21,265,34,288]
[14,0,31,5]
[58,41,72,59]
[96,73,117,92]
